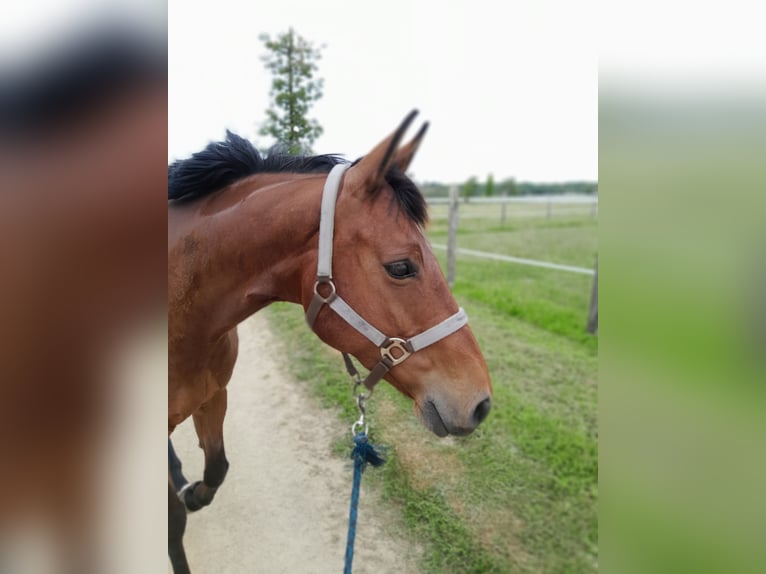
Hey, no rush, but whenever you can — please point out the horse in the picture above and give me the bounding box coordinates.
[167,111,493,573]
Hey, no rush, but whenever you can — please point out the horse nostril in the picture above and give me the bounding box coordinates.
[473,397,491,426]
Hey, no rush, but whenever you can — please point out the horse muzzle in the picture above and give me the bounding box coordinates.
[418,394,492,437]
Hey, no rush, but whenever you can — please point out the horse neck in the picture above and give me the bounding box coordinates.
[169,173,323,338]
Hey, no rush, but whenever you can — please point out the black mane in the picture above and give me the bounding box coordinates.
[168,131,343,201]
[168,131,427,225]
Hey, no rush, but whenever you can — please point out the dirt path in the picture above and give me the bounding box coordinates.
[169,313,418,573]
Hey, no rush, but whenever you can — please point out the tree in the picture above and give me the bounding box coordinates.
[462,176,478,203]
[259,29,323,154]
[484,173,495,197]
[497,177,518,196]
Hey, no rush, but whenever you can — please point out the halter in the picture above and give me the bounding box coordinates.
[305,163,468,392]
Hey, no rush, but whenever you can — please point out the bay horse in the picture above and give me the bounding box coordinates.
[168,111,492,573]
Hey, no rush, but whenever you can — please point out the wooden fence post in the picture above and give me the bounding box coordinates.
[447,185,459,288]
[587,256,598,334]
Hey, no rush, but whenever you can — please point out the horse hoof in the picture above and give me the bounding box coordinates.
[179,481,204,512]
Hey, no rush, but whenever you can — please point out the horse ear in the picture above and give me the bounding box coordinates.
[392,121,428,173]
[344,110,419,194]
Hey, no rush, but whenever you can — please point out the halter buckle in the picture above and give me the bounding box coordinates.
[380,338,411,366]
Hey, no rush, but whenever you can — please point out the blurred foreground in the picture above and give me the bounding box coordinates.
[600,81,766,573]
[0,13,166,574]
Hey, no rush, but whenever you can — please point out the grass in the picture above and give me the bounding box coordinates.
[265,207,598,572]
[429,206,598,351]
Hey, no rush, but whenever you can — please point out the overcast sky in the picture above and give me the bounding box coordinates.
[5,2,763,184]
[168,0,598,184]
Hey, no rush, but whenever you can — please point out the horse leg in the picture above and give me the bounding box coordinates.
[168,438,189,493]
[168,478,190,574]
[181,388,229,512]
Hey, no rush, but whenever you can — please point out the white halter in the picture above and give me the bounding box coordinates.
[305,163,468,390]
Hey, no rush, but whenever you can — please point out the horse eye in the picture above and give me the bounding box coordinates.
[384,260,418,279]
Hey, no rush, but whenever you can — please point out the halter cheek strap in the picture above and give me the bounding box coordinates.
[305,163,468,391]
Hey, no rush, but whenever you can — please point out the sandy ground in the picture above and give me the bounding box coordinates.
[169,313,418,574]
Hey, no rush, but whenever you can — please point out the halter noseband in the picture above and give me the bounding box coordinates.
[305,163,468,391]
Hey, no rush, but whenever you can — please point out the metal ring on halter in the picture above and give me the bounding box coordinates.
[313,278,337,302]
[380,337,411,366]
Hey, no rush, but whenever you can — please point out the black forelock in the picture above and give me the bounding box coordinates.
[382,167,428,226]
[348,157,428,227]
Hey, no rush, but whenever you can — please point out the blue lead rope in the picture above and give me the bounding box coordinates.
[344,432,386,574]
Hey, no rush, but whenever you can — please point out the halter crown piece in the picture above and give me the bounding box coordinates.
[305,163,469,391]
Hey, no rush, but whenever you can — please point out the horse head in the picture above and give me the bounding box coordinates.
[304,111,492,437]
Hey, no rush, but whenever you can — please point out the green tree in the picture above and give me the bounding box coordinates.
[462,176,478,203]
[484,173,495,196]
[259,29,323,154]
[505,177,518,196]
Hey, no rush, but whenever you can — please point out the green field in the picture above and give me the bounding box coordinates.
[266,202,598,573]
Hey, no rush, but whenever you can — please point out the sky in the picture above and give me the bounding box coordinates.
[167,0,598,184]
[4,2,764,184]
[1,0,598,183]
